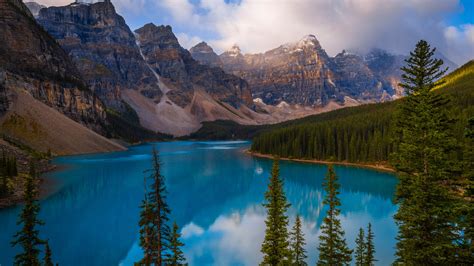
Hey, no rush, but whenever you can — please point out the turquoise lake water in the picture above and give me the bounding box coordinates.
[0,141,398,265]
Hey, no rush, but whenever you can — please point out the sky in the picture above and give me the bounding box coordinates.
[32,0,474,65]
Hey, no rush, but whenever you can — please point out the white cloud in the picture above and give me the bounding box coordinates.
[444,24,474,64]
[161,0,473,64]
[180,222,204,238]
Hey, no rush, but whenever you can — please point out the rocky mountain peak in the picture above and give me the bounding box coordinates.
[135,24,179,48]
[190,41,214,54]
[39,0,122,28]
[190,42,223,68]
[37,1,160,111]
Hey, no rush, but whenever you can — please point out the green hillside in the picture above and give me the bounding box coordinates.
[249,60,474,164]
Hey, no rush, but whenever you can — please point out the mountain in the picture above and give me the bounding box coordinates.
[218,35,394,106]
[134,24,252,108]
[35,1,261,136]
[220,35,347,106]
[190,41,223,68]
[128,23,263,136]
[213,36,457,107]
[0,0,124,154]
[37,0,160,113]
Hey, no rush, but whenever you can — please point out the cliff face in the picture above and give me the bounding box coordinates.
[135,23,253,108]
[219,36,412,106]
[37,1,161,112]
[0,0,106,132]
[220,36,341,106]
[332,51,385,101]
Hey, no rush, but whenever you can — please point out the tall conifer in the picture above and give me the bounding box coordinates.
[317,165,352,265]
[290,214,307,265]
[138,177,154,265]
[354,228,366,266]
[11,162,44,265]
[261,159,291,265]
[137,147,171,265]
[392,40,458,264]
[365,223,376,266]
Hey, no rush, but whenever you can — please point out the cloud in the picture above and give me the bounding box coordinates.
[160,0,473,64]
[444,24,474,64]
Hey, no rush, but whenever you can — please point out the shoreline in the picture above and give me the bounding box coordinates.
[246,150,395,173]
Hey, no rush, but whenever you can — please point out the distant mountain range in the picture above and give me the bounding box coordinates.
[191,39,457,107]
[0,0,460,154]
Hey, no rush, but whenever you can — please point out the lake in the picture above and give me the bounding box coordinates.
[0,141,398,265]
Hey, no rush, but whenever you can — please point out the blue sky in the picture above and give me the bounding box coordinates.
[36,0,474,65]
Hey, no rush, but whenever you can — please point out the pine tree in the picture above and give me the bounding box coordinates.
[137,177,154,266]
[365,223,376,266]
[354,228,366,266]
[43,240,54,266]
[392,40,459,264]
[317,165,352,265]
[11,162,44,266]
[166,222,186,266]
[139,147,170,265]
[290,214,307,265]
[261,159,291,265]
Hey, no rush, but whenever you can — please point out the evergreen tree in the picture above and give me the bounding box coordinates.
[365,223,376,266]
[137,177,154,266]
[166,222,186,266]
[290,214,307,265]
[354,228,366,266]
[261,159,291,265]
[43,240,54,266]
[317,165,352,265]
[11,162,44,266]
[145,147,171,265]
[392,40,459,264]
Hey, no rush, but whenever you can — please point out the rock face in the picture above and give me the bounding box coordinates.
[135,23,252,108]
[35,2,254,136]
[333,50,385,101]
[220,35,343,106]
[0,0,106,132]
[190,42,223,68]
[219,36,411,106]
[37,1,161,112]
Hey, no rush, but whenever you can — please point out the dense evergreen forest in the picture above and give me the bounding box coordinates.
[251,60,474,164]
